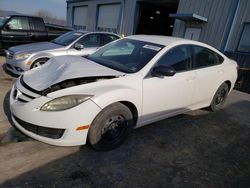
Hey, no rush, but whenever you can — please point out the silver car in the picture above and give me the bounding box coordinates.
[5,31,120,75]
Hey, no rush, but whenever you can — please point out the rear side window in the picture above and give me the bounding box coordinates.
[29,18,46,31]
[6,17,30,30]
[193,46,223,68]
[103,34,119,45]
[156,45,192,72]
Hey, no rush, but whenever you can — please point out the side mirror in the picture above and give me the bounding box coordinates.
[4,24,11,31]
[74,43,84,50]
[152,65,176,77]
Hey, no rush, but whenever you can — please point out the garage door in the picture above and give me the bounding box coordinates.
[73,6,87,30]
[97,4,121,33]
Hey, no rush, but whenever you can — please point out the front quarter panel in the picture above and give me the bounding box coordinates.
[47,75,143,126]
[28,49,67,64]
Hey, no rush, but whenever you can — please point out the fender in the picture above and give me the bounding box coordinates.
[92,87,141,111]
[29,52,54,64]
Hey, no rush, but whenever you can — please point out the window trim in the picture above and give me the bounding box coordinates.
[147,44,224,78]
[236,22,250,54]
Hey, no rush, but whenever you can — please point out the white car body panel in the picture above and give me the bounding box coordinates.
[142,70,196,124]
[9,35,238,146]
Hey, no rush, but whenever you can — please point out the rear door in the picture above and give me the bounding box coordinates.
[2,16,32,48]
[191,45,225,106]
[142,45,196,123]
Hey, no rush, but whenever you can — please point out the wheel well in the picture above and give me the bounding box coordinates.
[31,57,50,68]
[225,80,231,90]
[119,101,138,126]
[35,57,50,62]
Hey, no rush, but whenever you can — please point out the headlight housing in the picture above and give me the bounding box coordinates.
[15,53,31,60]
[40,95,93,111]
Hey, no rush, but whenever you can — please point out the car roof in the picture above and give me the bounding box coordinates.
[74,30,120,36]
[126,35,227,59]
[126,35,193,46]
[8,14,43,19]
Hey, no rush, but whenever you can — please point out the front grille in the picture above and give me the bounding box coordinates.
[6,64,14,70]
[13,76,41,103]
[6,50,14,59]
[13,116,65,139]
[13,87,35,103]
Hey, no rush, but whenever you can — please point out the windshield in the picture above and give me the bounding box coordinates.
[0,16,9,27]
[52,31,83,46]
[87,39,164,73]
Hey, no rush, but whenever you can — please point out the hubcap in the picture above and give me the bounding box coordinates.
[215,88,226,105]
[33,60,47,68]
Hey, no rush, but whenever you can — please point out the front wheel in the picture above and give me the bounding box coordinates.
[209,83,229,111]
[31,58,49,69]
[88,103,133,151]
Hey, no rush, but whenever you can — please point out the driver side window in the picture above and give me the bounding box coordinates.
[6,17,30,30]
[77,34,101,48]
[156,45,192,72]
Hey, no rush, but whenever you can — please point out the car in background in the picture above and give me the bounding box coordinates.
[0,15,72,52]
[9,35,238,150]
[5,31,120,75]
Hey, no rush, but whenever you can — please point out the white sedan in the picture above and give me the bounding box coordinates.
[9,35,238,150]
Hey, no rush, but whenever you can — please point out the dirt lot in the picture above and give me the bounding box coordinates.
[0,57,250,188]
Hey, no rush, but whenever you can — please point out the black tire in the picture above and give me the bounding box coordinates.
[88,103,133,151]
[31,58,49,69]
[209,82,229,111]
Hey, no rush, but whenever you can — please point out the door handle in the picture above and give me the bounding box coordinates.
[26,33,33,37]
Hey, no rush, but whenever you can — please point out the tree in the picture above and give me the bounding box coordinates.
[33,10,65,26]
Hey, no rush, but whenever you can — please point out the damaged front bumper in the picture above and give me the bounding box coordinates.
[9,82,102,146]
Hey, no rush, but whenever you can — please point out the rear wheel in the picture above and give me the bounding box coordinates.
[209,83,229,111]
[31,58,49,69]
[88,103,133,151]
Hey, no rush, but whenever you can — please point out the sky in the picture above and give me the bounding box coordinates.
[0,0,67,20]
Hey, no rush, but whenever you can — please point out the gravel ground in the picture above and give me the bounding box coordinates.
[0,57,15,140]
[0,57,250,188]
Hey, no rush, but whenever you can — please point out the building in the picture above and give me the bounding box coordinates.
[66,0,250,92]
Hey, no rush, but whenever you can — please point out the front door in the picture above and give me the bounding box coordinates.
[142,45,196,124]
[67,34,101,57]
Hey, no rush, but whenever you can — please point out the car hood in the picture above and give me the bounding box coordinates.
[23,55,125,92]
[9,42,63,54]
